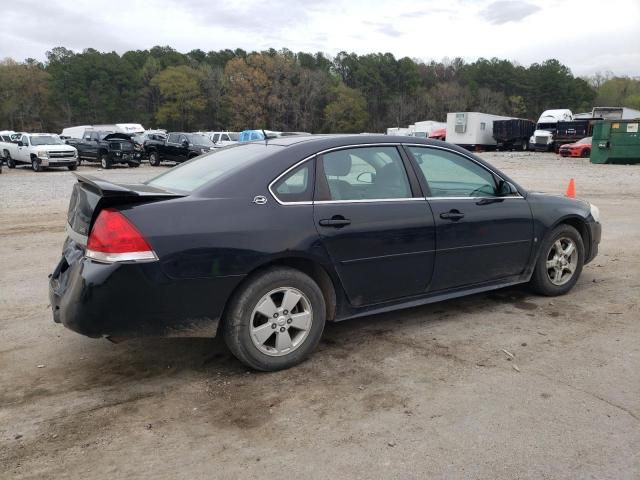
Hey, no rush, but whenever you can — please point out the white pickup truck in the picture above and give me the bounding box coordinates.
[1,133,78,171]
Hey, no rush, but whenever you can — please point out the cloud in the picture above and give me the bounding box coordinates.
[363,21,404,38]
[481,0,541,24]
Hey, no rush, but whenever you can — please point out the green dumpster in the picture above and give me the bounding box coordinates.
[591,119,640,164]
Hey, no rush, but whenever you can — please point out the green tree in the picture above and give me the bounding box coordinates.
[151,65,206,130]
[324,83,368,133]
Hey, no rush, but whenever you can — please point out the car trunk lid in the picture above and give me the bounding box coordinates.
[67,174,184,245]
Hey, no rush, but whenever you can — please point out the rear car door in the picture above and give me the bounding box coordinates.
[406,145,533,291]
[313,145,436,306]
[164,133,180,160]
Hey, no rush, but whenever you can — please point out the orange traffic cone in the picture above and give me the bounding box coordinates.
[565,178,576,198]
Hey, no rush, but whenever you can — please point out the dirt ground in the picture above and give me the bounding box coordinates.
[1,153,639,480]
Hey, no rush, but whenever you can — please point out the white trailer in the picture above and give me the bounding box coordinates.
[591,107,640,120]
[446,112,513,150]
[386,127,413,136]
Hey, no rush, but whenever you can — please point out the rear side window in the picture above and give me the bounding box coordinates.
[319,146,412,201]
[146,144,276,194]
[272,161,314,203]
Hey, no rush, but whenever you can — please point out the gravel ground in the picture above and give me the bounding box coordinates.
[1,153,639,480]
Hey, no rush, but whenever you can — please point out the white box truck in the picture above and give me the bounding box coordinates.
[446,112,513,150]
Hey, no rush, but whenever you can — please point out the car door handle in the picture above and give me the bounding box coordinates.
[319,216,351,227]
[440,210,465,221]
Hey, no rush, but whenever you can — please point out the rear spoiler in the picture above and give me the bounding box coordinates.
[74,173,183,198]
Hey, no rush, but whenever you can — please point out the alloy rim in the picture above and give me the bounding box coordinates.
[250,287,313,357]
[546,237,578,286]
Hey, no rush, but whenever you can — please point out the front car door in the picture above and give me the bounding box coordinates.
[313,145,436,306]
[17,135,30,162]
[405,145,533,291]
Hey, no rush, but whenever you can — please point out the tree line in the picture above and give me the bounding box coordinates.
[0,46,638,134]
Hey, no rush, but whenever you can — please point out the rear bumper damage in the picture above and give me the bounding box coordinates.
[49,240,243,338]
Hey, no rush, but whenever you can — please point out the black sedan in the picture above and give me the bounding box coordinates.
[49,135,601,371]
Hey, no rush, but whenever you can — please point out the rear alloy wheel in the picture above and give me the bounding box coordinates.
[582,148,591,158]
[149,151,160,166]
[530,224,584,296]
[31,158,42,172]
[100,154,111,169]
[7,153,15,168]
[223,267,326,371]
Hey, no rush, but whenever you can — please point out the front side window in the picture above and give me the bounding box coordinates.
[167,133,179,143]
[319,146,412,201]
[408,147,499,197]
[272,161,314,203]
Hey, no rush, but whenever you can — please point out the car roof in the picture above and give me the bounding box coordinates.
[258,134,453,149]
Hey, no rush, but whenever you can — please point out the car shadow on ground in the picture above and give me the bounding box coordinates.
[53,284,535,387]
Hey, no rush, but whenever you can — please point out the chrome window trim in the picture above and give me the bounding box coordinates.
[426,196,524,200]
[268,143,414,206]
[315,198,424,205]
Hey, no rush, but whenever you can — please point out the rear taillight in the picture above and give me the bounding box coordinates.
[86,208,157,263]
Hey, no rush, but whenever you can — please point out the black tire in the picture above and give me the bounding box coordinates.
[149,151,160,166]
[223,267,326,371]
[100,154,111,169]
[31,158,42,172]
[530,224,584,296]
[68,163,78,171]
[7,153,15,169]
[583,148,591,158]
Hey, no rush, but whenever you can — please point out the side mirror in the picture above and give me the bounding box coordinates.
[17,141,24,147]
[182,140,189,148]
[497,180,516,196]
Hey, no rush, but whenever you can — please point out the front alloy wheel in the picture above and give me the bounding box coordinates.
[545,237,578,286]
[530,224,584,296]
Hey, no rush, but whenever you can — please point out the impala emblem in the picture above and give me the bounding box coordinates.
[253,195,268,205]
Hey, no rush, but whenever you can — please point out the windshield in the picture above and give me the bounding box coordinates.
[29,135,64,146]
[577,137,592,145]
[146,143,277,193]
[536,123,556,131]
[186,134,214,146]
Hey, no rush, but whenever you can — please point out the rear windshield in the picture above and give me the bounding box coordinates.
[146,143,277,194]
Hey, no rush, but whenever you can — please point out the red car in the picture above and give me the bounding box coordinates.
[428,128,446,141]
[559,137,591,158]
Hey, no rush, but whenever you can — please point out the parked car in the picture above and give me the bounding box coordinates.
[210,131,240,148]
[559,137,592,158]
[69,130,142,169]
[131,131,167,158]
[145,132,215,166]
[1,133,78,171]
[49,135,601,371]
[0,130,16,166]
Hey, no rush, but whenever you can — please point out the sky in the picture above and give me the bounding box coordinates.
[1,0,639,77]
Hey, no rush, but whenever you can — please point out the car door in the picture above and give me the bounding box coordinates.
[82,132,98,160]
[17,135,30,162]
[167,133,183,161]
[313,145,436,306]
[405,145,533,291]
[177,135,190,161]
